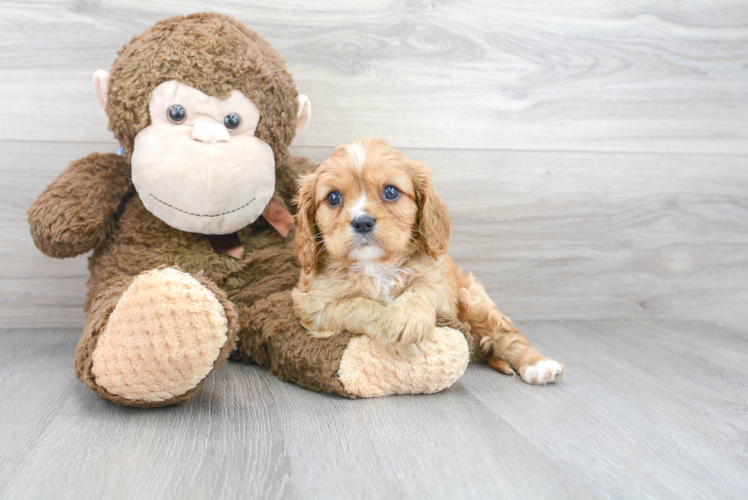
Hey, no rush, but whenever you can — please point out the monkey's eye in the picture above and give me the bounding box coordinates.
[167,104,186,124]
[327,191,342,207]
[223,114,241,130]
[382,185,400,201]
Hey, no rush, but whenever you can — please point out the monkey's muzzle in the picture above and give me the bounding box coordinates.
[131,123,276,235]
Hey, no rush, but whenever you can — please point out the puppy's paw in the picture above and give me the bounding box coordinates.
[519,359,564,385]
[380,302,435,357]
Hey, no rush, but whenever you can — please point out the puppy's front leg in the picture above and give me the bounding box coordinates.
[381,283,443,357]
[295,295,385,341]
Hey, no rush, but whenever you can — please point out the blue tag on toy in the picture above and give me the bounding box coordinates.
[118,146,124,156]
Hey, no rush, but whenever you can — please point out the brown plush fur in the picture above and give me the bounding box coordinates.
[28,14,474,406]
[63,152,316,406]
[28,153,134,259]
[236,292,474,399]
[27,14,334,406]
[58,151,311,406]
[107,12,299,166]
[235,291,356,398]
[75,268,239,408]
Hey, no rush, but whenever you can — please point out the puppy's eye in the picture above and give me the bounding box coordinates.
[167,104,187,124]
[382,185,400,201]
[223,114,241,130]
[327,191,342,207]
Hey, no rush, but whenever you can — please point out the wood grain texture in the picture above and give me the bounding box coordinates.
[2,3,746,499]
[1,320,746,499]
[0,0,746,153]
[3,141,746,327]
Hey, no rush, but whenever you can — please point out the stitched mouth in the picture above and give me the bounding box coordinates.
[150,194,256,218]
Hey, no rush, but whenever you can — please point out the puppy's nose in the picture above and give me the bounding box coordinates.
[351,215,376,234]
[192,121,230,143]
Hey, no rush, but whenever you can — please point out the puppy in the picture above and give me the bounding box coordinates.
[292,138,563,384]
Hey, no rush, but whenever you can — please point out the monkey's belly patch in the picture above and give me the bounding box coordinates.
[338,326,469,398]
[91,268,229,402]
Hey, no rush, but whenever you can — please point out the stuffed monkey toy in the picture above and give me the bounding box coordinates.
[28,13,472,407]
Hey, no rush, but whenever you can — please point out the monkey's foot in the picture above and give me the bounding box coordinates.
[337,327,469,398]
[91,268,231,404]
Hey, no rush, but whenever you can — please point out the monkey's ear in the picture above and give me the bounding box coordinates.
[296,94,312,134]
[92,70,110,112]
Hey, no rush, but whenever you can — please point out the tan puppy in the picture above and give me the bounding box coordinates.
[292,138,563,384]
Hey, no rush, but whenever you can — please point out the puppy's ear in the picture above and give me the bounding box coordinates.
[294,172,319,273]
[410,161,451,259]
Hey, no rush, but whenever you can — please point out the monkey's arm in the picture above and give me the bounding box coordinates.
[28,153,132,258]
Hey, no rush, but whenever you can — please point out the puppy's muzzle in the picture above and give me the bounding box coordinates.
[351,215,376,234]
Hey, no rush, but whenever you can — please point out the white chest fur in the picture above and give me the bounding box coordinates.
[351,262,409,300]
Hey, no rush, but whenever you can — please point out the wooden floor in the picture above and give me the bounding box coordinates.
[1,320,746,499]
[1,1,747,499]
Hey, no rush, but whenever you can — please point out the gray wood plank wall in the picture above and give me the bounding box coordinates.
[1,0,746,327]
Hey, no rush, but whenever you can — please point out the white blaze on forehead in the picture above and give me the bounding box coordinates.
[349,194,368,219]
[344,141,367,171]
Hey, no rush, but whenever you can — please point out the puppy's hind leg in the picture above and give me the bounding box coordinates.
[457,272,563,385]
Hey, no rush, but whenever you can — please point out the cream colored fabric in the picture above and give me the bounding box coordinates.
[191,121,230,143]
[91,268,229,402]
[92,69,110,111]
[149,80,262,135]
[132,80,275,235]
[296,94,311,134]
[338,327,469,398]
